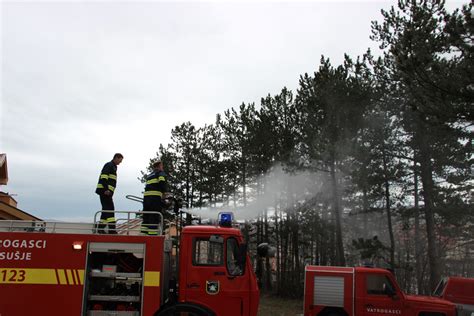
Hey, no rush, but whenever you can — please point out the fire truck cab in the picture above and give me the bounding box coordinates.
[0,212,259,316]
[433,277,474,316]
[304,266,457,316]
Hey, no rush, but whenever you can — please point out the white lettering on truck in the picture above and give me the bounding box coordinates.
[0,239,46,261]
[366,307,402,314]
[0,239,46,249]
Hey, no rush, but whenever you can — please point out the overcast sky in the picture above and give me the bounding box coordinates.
[0,0,464,222]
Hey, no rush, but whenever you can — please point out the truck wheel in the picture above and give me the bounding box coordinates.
[321,311,345,316]
[156,304,214,316]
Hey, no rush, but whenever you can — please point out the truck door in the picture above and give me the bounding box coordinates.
[184,235,248,316]
[224,237,249,315]
[356,272,403,316]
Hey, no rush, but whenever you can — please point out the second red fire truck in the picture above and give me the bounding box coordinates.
[303,266,473,316]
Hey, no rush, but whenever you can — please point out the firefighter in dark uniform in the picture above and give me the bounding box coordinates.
[95,153,123,234]
[141,160,168,235]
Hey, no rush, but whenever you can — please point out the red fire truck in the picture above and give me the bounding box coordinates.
[433,276,474,316]
[3,208,471,316]
[303,266,460,316]
[0,212,259,316]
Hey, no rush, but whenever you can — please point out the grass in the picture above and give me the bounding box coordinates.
[258,295,303,316]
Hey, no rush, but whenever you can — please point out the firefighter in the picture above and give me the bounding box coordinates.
[95,153,123,234]
[141,160,168,235]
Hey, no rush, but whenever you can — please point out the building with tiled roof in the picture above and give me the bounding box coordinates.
[0,153,41,221]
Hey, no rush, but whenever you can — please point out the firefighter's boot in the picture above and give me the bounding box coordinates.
[108,222,117,234]
[95,223,106,234]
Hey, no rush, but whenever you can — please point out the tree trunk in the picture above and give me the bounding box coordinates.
[185,162,192,225]
[281,217,289,295]
[275,204,281,294]
[382,146,395,270]
[414,160,423,294]
[233,174,237,207]
[264,208,272,291]
[242,155,247,207]
[330,160,345,266]
[362,188,369,238]
[418,134,441,291]
[292,214,300,295]
[310,210,315,264]
[255,215,263,290]
[320,202,329,266]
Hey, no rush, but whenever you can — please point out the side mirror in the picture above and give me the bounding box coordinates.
[257,243,276,258]
[383,283,397,298]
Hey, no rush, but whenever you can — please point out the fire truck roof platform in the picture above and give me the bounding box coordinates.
[0,210,163,235]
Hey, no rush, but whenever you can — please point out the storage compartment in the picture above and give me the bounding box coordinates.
[83,243,145,316]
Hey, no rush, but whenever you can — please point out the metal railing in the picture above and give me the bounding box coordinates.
[93,210,163,235]
[125,194,144,203]
[0,210,163,236]
[0,220,95,234]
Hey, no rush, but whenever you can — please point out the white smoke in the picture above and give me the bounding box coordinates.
[183,164,327,222]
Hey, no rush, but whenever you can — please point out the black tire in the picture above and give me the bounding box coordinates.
[156,304,214,316]
[321,310,345,316]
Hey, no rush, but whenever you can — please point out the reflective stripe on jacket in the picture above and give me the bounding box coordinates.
[143,171,167,199]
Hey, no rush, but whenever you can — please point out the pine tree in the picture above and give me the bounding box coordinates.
[371,0,473,289]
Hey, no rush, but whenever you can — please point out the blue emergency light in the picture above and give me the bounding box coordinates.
[218,212,234,227]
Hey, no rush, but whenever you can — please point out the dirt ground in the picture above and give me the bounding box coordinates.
[258,295,303,316]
